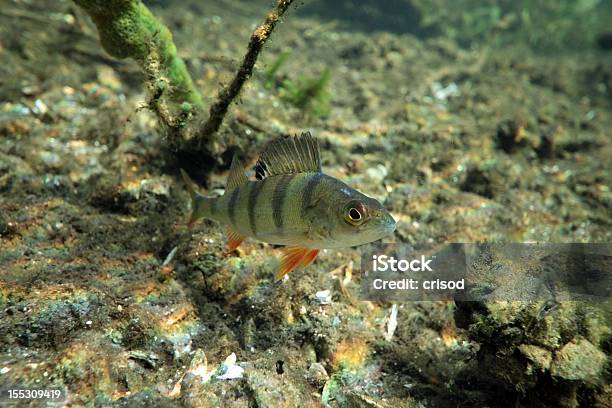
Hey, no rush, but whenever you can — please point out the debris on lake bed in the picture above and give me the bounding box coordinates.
[180,350,244,386]
[316,289,333,305]
[1,0,610,407]
[384,303,399,342]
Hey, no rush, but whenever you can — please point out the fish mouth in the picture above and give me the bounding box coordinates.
[385,220,397,234]
[383,221,397,236]
[383,214,397,235]
[373,211,396,238]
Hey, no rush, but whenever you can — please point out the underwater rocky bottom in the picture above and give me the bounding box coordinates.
[0,0,610,407]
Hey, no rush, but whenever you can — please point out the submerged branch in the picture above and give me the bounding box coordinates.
[197,0,295,144]
[75,0,296,154]
[74,0,203,148]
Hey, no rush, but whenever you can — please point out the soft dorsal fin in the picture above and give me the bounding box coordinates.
[226,155,248,191]
[254,132,321,180]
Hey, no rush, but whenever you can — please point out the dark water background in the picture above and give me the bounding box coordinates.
[292,0,612,50]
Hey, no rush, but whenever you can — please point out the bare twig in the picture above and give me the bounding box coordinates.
[197,0,295,143]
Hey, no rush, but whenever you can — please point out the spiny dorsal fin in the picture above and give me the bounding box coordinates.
[254,132,321,180]
[226,155,248,191]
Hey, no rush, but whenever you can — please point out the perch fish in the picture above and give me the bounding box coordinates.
[181,132,396,280]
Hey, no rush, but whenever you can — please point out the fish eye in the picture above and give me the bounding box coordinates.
[345,201,366,225]
[349,208,362,221]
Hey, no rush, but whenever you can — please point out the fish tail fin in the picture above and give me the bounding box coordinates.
[180,169,214,228]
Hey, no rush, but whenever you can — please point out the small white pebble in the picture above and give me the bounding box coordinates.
[217,364,244,380]
[217,353,244,380]
[191,363,209,379]
[315,290,332,305]
[224,353,236,366]
[385,304,399,342]
[0,367,10,374]
[85,320,92,326]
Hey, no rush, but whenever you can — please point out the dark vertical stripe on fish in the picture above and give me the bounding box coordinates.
[272,174,294,232]
[302,172,323,212]
[248,180,264,236]
[228,187,240,227]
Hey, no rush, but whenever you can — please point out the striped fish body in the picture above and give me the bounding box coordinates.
[200,172,320,247]
[182,132,396,280]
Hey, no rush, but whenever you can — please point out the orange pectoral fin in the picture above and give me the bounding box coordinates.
[227,227,245,252]
[275,247,318,281]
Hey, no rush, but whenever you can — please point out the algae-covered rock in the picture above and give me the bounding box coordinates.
[518,344,552,372]
[306,362,329,387]
[343,391,420,408]
[550,338,607,385]
[179,350,251,408]
[246,367,315,408]
[453,300,609,406]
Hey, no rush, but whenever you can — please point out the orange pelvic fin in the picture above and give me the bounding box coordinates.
[187,214,197,229]
[181,169,199,229]
[227,227,245,252]
[300,249,320,268]
[275,247,318,281]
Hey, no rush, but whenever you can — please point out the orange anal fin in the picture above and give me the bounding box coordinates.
[227,227,245,252]
[300,249,319,268]
[275,247,311,281]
